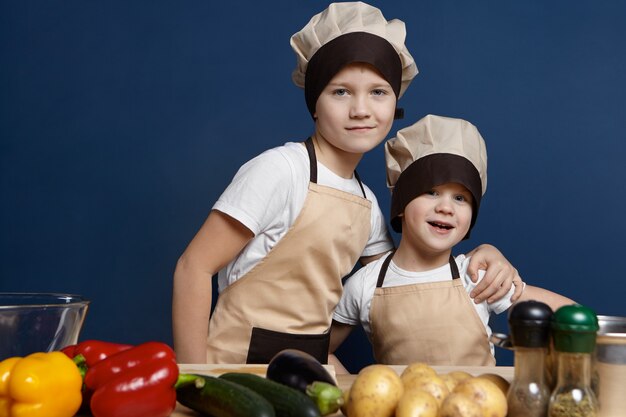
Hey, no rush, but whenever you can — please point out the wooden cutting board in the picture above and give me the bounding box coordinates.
[178,363,337,380]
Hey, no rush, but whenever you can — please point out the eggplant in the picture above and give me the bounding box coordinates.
[266,349,337,392]
[267,349,343,416]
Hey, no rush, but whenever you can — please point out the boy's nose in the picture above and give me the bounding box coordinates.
[349,96,370,118]
[435,199,454,214]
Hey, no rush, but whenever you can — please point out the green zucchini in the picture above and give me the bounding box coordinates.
[176,373,276,417]
[219,372,321,417]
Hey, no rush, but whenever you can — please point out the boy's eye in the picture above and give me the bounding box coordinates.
[333,88,349,96]
[426,190,438,197]
[454,193,472,204]
[372,89,388,96]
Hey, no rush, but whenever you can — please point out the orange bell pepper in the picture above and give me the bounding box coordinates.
[0,351,82,417]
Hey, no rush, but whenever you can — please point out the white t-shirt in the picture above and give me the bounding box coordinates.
[333,253,514,355]
[213,141,394,293]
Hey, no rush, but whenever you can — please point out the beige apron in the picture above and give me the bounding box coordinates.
[206,138,372,364]
[369,252,495,365]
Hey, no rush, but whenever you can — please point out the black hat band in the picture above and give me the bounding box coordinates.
[390,153,483,239]
[304,32,402,118]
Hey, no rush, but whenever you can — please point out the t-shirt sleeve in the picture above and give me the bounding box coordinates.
[479,270,515,314]
[488,288,515,314]
[333,270,366,326]
[459,255,514,315]
[212,149,293,236]
[361,187,394,257]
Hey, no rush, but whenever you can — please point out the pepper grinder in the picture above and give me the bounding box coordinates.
[548,304,600,417]
[507,300,553,417]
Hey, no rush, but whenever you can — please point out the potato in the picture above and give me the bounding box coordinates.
[395,390,438,417]
[441,371,473,392]
[439,392,483,417]
[476,373,510,397]
[402,374,450,407]
[347,364,403,417]
[400,362,437,384]
[447,370,473,382]
[452,377,507,417]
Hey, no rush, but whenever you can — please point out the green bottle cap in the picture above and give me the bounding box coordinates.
[552,304,599,353]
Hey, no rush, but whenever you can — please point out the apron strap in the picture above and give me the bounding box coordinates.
[304,138,366,198]
[376,250,395,288]
[376,252,460,288]
[449,255,460,279]
[304,138,318,184]
[353,171,367,199]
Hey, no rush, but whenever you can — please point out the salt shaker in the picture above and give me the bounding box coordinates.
[507,300,553,417]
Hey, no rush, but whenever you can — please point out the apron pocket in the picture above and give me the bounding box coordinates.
[246,327,330,364]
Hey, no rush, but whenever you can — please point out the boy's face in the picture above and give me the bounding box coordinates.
[401,183,473,254]
[313,62,396,156]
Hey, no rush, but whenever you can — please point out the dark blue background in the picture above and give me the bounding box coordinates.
[2,1,625,372]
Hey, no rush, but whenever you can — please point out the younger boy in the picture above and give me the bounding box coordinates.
[330,114,574,366]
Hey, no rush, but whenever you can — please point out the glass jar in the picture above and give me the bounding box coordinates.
[548,304,599,417]
[507,300,553,417]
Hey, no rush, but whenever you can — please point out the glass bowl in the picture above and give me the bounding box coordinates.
[0,292,90,360]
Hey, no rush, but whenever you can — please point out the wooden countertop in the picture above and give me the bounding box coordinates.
[169,364,514,417]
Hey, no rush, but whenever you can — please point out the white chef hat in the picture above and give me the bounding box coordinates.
[290,2,418,118]
[385,114,488,237]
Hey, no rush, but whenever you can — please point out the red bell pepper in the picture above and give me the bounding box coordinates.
[84,341,180,417]
[62,340,133,368]
[61,340,134,413]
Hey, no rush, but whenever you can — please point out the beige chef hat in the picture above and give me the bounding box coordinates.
[385,114,488,237]
[291,2,418,118]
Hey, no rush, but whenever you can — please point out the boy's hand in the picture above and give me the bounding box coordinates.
[466,244,524,303]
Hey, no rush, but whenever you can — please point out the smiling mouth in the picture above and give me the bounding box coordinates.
[346,126,374,130]
[428,221,453,230]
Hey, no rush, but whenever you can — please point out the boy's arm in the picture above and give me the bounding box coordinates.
[516,285,576,312]
[466,244,524,303]
[328,354,349,374]
[328,320,355,374]
[172,210,254,363]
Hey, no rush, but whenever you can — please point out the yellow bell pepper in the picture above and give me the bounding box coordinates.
[0,351,82,417]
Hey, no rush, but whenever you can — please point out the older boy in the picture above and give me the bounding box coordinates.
[330,115,574,366]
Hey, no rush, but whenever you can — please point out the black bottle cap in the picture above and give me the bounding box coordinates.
[508,300,554,348]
